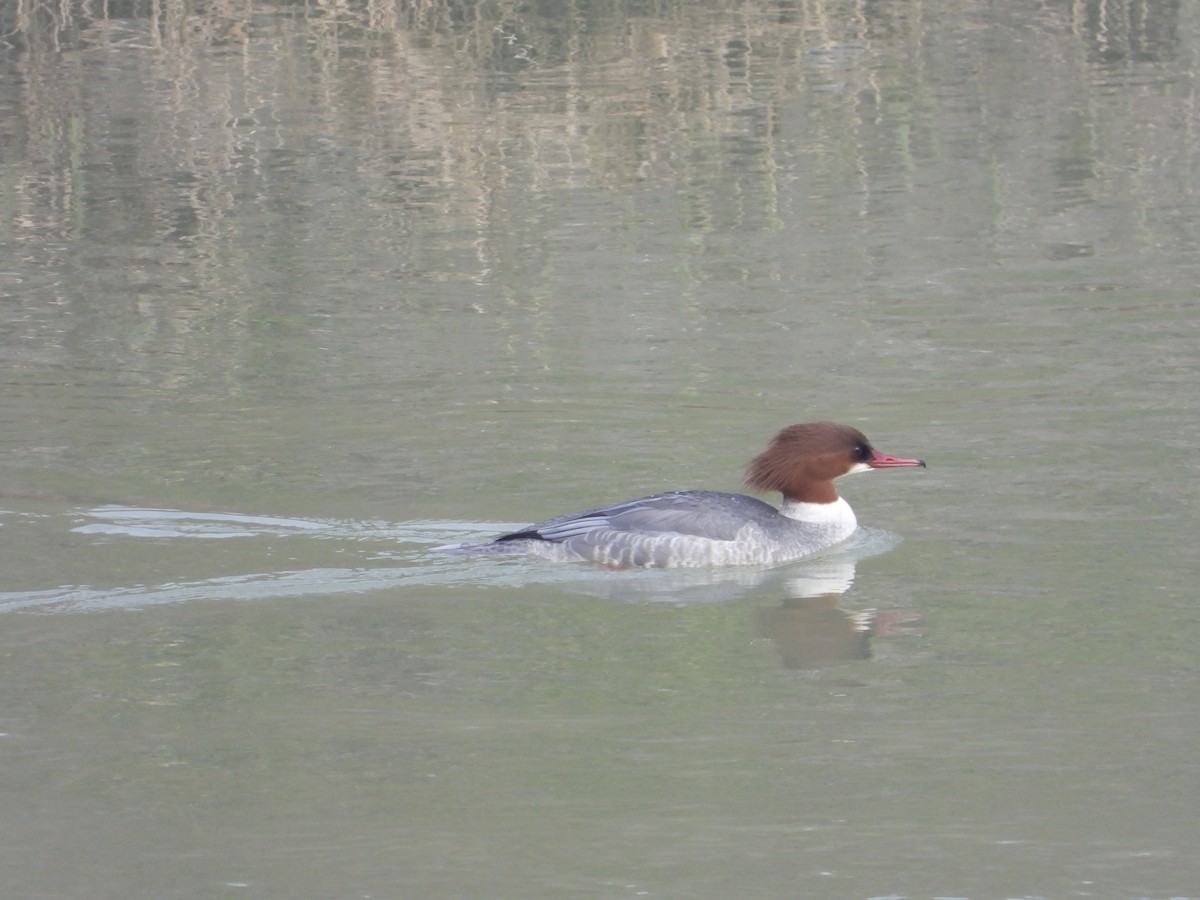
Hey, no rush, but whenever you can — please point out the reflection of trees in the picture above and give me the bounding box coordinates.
[0,0,1195,389]
[7,0,874,245]
[5,0,1189,243]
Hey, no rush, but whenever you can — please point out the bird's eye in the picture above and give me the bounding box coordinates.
[853,444,871,462]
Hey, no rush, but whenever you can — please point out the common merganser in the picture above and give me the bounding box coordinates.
[448,422,925,568]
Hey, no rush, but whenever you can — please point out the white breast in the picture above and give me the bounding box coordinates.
[777,497,858,545]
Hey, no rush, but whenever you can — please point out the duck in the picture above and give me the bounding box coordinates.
[444,421,925,568]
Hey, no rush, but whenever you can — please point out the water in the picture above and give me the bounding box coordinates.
[2,1,1198,897]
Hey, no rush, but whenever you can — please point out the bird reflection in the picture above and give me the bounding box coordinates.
[552,527,917,670]
[753,590,875,670]
[751,556,919,670]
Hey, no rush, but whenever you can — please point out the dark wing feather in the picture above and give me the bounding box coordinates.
[495,491,780,545]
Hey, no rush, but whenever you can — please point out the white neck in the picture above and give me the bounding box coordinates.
[779,496,857,532]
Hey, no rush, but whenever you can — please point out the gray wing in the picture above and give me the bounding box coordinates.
[496,490,781,544]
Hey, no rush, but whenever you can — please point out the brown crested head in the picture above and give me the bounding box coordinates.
[744,422,876,504]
